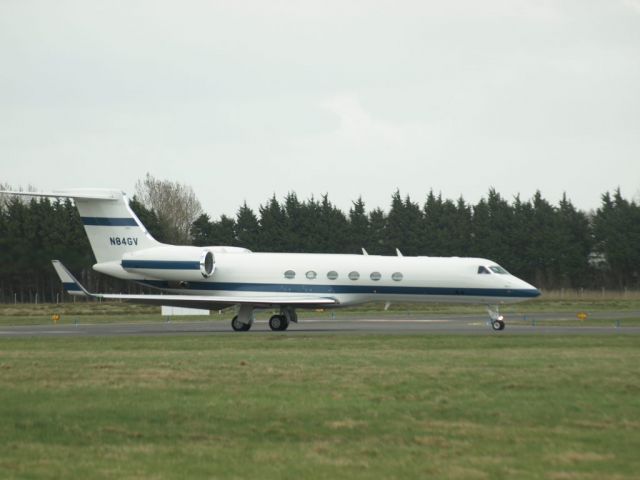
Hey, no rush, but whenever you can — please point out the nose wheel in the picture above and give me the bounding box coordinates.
[487,305,506,331]
[491,319,505,331]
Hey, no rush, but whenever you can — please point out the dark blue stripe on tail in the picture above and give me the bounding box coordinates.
[81,217,138,226]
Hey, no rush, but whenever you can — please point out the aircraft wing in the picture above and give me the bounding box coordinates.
[94,293,337,310]
[52,260,338,309]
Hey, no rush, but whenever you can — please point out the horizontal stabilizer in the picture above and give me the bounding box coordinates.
[0,189,120,200]
[51,260,90,297]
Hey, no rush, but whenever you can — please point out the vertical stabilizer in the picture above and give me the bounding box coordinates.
[72,190,161,263]
[0,188,162,263]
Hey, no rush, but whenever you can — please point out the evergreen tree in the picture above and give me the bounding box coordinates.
[259,196,288,252]
[422,190,443,255]
[235,202,260,251]
[527,191,560,287]
[423,191,472,256]
[191,214,214,246]
[348,197,369,254]
[556,193,592,287]
[316,194,349,253]
[471,189,513,266]
[283,192,305,251]
[593,189,640,287]
[386,191,423,255]
[210,215,236,246]
[368,208,388,255]
[448,197,473,256]
[509,195,535,280]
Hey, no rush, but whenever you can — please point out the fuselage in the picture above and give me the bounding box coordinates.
[137,251,540,307]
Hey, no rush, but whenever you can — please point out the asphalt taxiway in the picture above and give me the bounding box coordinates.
[1,311,639,337]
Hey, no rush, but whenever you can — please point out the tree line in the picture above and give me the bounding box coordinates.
[0,183,639,303]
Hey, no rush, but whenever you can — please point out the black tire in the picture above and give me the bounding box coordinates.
[269,315,282,331]
[269,315,290,331]
[231,315,250,332]
[498,320,506,330]
[491,320,502,331]
[279,316,290,331]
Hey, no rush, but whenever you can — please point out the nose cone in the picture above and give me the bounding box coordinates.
[521,279,541,298]
[510,276,541,298]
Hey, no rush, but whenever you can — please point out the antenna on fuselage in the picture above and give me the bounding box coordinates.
[362,248,369,255]
[396,248,403,257]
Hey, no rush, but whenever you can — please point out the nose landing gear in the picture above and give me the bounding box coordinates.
[487,305,506,331]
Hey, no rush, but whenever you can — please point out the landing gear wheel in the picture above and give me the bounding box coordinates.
[492,320,505,331]
[231,315,251,332]
[269,314,290,331]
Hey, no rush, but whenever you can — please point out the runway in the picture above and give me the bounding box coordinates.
[1,312,639,337]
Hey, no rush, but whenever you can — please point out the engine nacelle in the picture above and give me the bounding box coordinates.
[121,246,215,281]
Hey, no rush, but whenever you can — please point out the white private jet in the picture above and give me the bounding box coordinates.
[1,189,540,331]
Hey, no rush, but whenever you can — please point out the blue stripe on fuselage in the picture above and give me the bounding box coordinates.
[81,217,138,226]
[122,260,200,270]
[138,280,540,298]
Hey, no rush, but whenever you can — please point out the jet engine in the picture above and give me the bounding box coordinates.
[120,246,215,281]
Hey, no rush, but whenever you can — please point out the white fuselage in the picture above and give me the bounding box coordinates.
[137,251,540,307]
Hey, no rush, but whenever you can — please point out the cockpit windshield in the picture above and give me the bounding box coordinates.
[489,265,509,274]
[477,266,490,274]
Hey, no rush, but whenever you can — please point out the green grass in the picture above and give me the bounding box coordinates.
[1,335,639,479]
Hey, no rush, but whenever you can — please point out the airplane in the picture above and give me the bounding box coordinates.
[0,188,540,331]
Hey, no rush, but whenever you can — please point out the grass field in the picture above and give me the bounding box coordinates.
[1,334,639,479]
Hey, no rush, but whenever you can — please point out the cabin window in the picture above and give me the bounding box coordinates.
[348,271,360,281]
[327,271,338,280]
[284,270,296,279]
[489,265,509,274]
[370,272,381,281]
[306,270,317,280]
[392,272,403,281]
[478,266,490,274]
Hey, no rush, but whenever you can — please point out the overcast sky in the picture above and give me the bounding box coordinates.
[1,0,639,217]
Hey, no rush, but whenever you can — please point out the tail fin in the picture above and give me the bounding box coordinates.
[1,188,161,263]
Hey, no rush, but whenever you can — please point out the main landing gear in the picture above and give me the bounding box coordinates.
[487,305,506,331]
[268,314,289,331]
[231,304,254,332]
[230,306,298,332]
[268,307,298,332]
[231,315,251,331]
